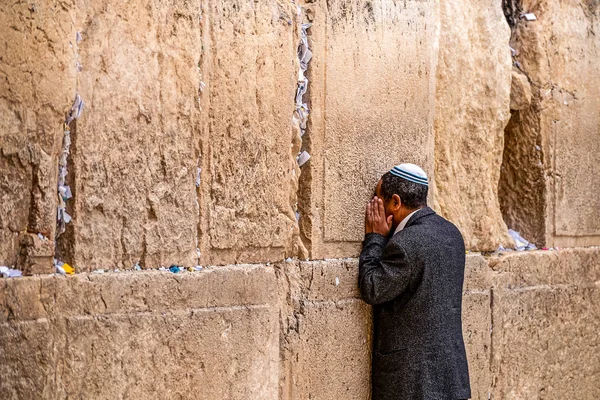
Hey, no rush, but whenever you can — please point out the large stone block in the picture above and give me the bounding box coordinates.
[0,320,55,400]
[488,247,600,287]
[0,2,77,267]
[299,0,438,258]
[279,260,372,400]
[197,0,300,265]
[57,308,278,399]
[433,0,514,251]
[491,286,600,399]
[287,300,372,400]
[489,248,600,399]
[61,0,202,270]
[462,255,492,400]
[0,265,280,399]
[499,0,600,247]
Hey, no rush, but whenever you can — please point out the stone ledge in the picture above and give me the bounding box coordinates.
[488,247,600,287]
[0,249,598,399]
[0,264,277,323]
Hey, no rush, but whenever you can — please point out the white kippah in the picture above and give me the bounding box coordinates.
[389,163,428,186]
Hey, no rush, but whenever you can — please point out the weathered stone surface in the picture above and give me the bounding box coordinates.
[197,0,300,265]
[0,265,279,399]
[286,300,372,400]
[0,2,76,268]
[61,0,202,271]
[299,0,438,258]
[16,233,55,275]
[489,247,600,399]
[0,320,55,399]
[509,69,532,110]
[433,0,514,251]
[492,286,600,399]
[462,255,492,400]
[500,0,600,247]
[58,308,278,399]
[489,247,600,288]
[1,250,599,399]
[278,260,372,400]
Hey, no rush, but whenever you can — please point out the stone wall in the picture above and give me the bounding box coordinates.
[499,0,600,248]
[1,0,598,270]
[433,0,514,251]
[0,2,76,271]
[1,0,599,398]
[300,0,438,259]
[1,249,598,399]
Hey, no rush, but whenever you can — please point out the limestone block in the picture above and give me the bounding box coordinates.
[287,300,372,400]
[293,259,363,302]
[57,308,278,399]
[0,277,47,323]
[489,249,600,399]
[0,320,55,400]
[509,70,532,110]
[198,0,300,265]
[0,1,76,266]
[499,0,600,247]
[433,0,514,251]
[463,293,491,400]
[300,0,438,258]
[45,264,278,318]
[462,255,492,400]
[491,286,600,399]
[280,260,372,400]
[0,264,280,399]
[16,232,55,275]
[489,247,600,288]
[63,0,202,270]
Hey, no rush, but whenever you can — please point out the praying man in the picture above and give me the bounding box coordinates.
[359,163,471,400]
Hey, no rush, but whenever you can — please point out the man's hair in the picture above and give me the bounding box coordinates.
[380,171,428,209]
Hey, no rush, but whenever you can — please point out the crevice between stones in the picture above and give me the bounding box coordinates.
[498,0,547,248]
[291,4,313,260]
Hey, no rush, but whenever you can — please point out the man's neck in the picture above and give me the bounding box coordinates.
[393,207,424,235]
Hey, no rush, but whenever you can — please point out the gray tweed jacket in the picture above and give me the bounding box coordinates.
[359,207,471,400]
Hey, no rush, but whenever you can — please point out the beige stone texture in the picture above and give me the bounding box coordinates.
[509,69,533,111]
[61,0,202,271]
[1,0,600,397]
[489,248,600,399]
[462,255,492,400]
[0,265,279,399]
[433,0,514,252]
[0,319,55,399]
[0,2,76,268]
[278,259,372,400]
[499,0,600,247]
[15,232,55,275]
[1,249,599,399]
[197,0,301,265]
[299,0,439,259]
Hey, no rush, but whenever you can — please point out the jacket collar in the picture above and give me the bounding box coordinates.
[404,206,435,229]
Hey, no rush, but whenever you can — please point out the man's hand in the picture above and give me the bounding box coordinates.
[365,196,393,236]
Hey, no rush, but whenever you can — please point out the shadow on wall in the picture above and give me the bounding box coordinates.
[498,0,600,249]
[498,0,546,248]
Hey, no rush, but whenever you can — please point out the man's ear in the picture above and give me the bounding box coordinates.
[392,194,402,211]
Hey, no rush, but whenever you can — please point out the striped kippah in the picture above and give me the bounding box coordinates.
[389,163,428,186]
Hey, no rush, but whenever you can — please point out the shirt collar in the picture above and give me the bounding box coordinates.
[393,208,421,236]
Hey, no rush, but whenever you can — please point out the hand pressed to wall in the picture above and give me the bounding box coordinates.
[364,197,393,237]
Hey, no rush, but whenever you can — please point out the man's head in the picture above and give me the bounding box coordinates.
[374,163,428,231]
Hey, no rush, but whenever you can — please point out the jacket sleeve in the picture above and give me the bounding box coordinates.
[358,233,412,305]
